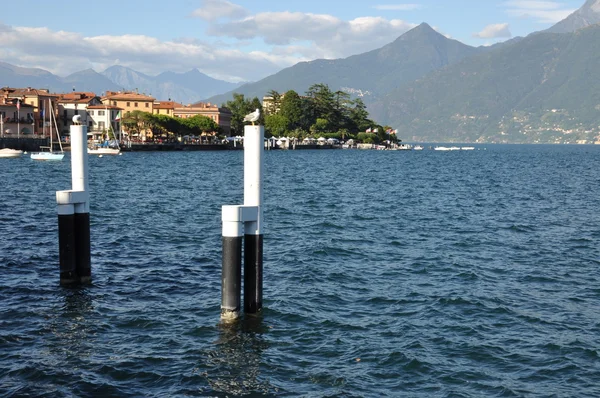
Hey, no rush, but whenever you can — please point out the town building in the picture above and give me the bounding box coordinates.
[57,92,102,136]
[174,102,232,135]
[153,101,183,117]
[0,98,35,137]
[87,105,123,141]
[0,87,59,135]
[101,90,155,116]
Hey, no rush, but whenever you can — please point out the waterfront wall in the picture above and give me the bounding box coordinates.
[0,137,48,151]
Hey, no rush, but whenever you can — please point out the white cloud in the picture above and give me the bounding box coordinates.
[473,23,513,39]
[190,0,249,21]
[207,12,415,58]
[503,1,576,23]
[373,4,422,11]
[0,24,282,82]
[0,2,417,83]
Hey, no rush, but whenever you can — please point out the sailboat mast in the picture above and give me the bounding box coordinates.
[50,100,63,153]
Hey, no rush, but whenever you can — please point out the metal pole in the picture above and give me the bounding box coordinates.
[221,209,243,320]
[243,125,264,315]
[70,123,91,283]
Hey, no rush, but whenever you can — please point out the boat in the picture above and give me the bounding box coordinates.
[413,145,424,151]
[88,140,120,155]
[0,148,23,158]
[31,100,64,161]
[434,146,451,151]
[461,146,475,150]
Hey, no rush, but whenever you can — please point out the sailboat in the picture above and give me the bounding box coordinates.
[31,99,64,161]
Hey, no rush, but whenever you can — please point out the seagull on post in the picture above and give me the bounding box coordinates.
[243,108,260,125]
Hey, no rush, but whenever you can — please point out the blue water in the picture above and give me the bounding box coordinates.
[1,145,600,397]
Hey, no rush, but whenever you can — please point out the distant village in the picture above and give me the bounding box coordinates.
[0,87,232,141]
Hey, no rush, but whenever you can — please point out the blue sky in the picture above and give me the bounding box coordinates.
[0,0,585,82]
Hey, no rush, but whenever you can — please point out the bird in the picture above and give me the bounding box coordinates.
[72,115,82,125]
[243,108,260,125]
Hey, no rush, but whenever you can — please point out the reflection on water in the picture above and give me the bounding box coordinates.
[199,316,277,395]
[45,288,96,360]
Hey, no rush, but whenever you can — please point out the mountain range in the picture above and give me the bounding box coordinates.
[1,0,600,143]
[0,63,242,105]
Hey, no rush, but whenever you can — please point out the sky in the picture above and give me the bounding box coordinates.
[0,0,585,83]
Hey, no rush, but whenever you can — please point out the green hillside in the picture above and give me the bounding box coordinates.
[372,26,600,143]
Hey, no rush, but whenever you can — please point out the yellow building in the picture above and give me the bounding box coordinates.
[101,91,155,116]
[152,101,183,117]
[0,87,59,134]
[174,102,232,135]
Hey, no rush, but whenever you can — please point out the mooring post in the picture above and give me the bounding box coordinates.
[70,123,91,283]
[56,118,91,285]
[243,125,264,315]
[57,202,77,285]
[221,206,244,320]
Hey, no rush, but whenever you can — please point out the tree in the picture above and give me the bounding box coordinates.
[265,114,289,137]
[224,93,250,136]
[280,90,303,131]
[224,93,263,135]
[265,90,282,115]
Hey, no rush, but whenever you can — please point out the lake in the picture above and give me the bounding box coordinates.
[1,145,599,397]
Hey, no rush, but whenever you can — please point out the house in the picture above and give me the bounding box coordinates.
[153,101,183,117]
[0,87,59,134]
[57,92,102,136]
[174,102,232,135]
[0,98,35,136]
[101,90,155,116]
[86,105,123,141]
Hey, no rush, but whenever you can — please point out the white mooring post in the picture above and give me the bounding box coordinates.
[221,125,264,319]
[56,118,91,285]
[243,125,264,315]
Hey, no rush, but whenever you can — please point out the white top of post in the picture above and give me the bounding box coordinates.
[70,120,90,212]
[243,125,264,235]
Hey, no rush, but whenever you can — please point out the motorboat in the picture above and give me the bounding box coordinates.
[88,145,120,155]
[0,148,23,158]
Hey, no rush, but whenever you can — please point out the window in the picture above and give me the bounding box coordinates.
[134,102,138,107]
[63,110,67,117]
[98,122,105,130]
[98,110,105,116]
[88,121,93,128]
[145,103,149,108]
[89,110,94,115]
[74,110,79,115]
[113,101,117,106]
[127,102,130,107]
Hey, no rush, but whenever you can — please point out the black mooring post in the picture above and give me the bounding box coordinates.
[222,235,243,319]
[244,234,263,314]
[58,209,77,285]
[74,211,91,284]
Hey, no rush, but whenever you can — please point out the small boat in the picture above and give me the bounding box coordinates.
[461,146,475,150]
[434,146,451,151]
[0,148,24,158]
[413,145,424,151]
[31,99,64,161]
[30,150,65,161]
[88,143,120,155]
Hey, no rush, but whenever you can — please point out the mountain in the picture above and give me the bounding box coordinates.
[546,0,600,33]
[0,61,63,90]
[156,69,241,99]
[62,69,120,93]
[101,65,242,103]
[207,23,483,106]
[0,62,243,103]
[370,24,600,143]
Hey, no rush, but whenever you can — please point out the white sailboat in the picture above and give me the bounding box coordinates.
[31,100,64,161]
